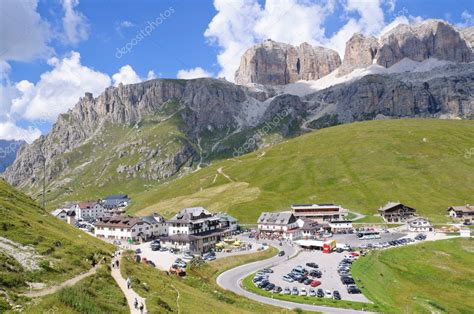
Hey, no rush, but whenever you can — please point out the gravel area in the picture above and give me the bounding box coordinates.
[261,250,370,303]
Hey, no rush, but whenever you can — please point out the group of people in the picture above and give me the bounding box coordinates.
[134,298,144,313]
[111,251,121,269]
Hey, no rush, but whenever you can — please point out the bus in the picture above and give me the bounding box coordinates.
[356,231,381,240]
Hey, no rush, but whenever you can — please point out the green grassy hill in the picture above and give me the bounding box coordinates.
[352,238,474,313]
[0,179,116,311]
[128,119,474,223]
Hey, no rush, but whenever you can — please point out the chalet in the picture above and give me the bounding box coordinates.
[291,204,348,222]
[377,202,416,223]
[296,218,323,239]
[51,208,67,222]
[141,213,168,237]
[94,216,151,241]
[406,217,432,232]
[257,211,299,239]
[74,201,105,220]
[447,205,474,223]
[217,213,239,232]
[160,207,228,253]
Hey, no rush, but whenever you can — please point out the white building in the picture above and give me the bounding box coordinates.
[257,211,299,239]
[328,220,353,233]
[141,214,168,237]
[51,208,68,222]
[74,202,105,220]
[291,204,348,222]
[217,213,239,232]
[406,217,433,232]
[94,216,151,241]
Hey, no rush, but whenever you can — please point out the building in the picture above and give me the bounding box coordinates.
[160,207,227,253]
[257,211,299,239]
[406,217,432,232]
[296,218,323,240]
[141,213,168,237]
[447,205,474,223]
[377,202,416,223]
[74,201,105,220]
[460,228,471,238]
[51,208,68,222]
[102,194,130,210]
[94,216,151,241]
[66,210,76,225]
[328,220,353,233]
[291,204,348,222]
[217,213,239,232]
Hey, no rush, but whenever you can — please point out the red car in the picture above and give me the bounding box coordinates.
[350,252,360,257]
[310,280,321,287]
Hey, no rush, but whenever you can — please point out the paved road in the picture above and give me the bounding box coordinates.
[216,240,375,313]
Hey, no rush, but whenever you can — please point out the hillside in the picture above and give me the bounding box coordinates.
[128,119,474,223]
[0,179,115,310]
[352,238,474,313]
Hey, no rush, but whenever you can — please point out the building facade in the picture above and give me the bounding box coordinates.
[447,205,474,223]
[141,214,168,237]
[257,211,299,239]
[378,202,417,223]
[74,202,105,220]
[406,217,432,232]
[291,204,348,222]
[94,216,151,241]
[328,220,353,233]
[217,213,239,232]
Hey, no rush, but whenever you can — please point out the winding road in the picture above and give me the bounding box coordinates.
[216,240,375,314]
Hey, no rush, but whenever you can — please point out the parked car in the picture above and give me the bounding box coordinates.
[306,262,318,268]
[146,260,156,267]
[273,286,282,294]
[324,290,333,298]
[304,278,313,285]
[291,287,299,295]
[262,268,274,273]
[309,288,316,297]
[264,283,275,291]
[316,288,324,298]
[257,280,269,288]
[333,290,341,300]
[283,287,291,295]
[159,247,168,252]
[299,287,307,296]
[336,248,344,253]
[309,270,322,278]
[310,280,321,287]
[282,275,294,283]
[135,248,142,254]
[278,250,285,257]
[347,285,361,294]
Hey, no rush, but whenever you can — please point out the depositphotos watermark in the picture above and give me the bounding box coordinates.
[232,109,290,158]
[465,148,474,159]
[115,6,175,59]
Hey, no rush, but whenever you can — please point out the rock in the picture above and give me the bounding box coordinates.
[338,33,379,75]
[460,26,474,50]
[235,39,341,85]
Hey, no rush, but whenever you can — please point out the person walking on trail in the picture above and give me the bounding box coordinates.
[134,298,138,309]
[127,277,131,289]
[139,302,144,313]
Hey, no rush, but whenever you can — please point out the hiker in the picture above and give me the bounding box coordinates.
[139,302,144,313]
[134,298,138,309]
[127,277,131,289]
[116,260,119,268]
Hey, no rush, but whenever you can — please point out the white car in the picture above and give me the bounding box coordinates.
[299,287,307,296]
[282,275,294,282]
[324,290,333,298]
[309,288,316,297]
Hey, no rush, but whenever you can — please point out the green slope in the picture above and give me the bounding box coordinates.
[129,119,474,223]
[351,238,474,313]
[0,179,115,310]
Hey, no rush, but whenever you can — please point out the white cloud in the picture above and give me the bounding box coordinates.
[0,0,52,62]
[459,10,474,27]
[147,70,157,80]
[176,67,212,79]
[61,0,89,44]
[0,121,41,143]
[120,20,135,28]
[112,65,142,86]
[10,51,111,121]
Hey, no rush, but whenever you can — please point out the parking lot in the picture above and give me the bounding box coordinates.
[332,232,407,248]
[131,240,264,271]
[259,250,370,303]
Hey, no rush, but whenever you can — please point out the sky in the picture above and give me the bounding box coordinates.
[0,0,473,142]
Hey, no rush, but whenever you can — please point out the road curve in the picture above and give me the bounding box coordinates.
[216,240,375,314]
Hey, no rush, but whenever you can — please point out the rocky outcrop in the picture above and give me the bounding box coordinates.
[460,26,474,50]
[340,19,472,75]
[235,40,341,85]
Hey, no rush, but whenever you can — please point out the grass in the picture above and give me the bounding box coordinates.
[119,248,306,313]
[241,272,384,312]
[0,179,114,308]
[351,238,474,313]
[20,266,128,314]
[128,119,474,223]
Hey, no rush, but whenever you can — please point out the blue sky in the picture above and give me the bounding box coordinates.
[1,0,473,141]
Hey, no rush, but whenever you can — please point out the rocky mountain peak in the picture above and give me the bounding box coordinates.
[235,39,341,85]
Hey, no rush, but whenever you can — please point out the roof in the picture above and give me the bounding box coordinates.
[95,216,148,229]
[257,211,297,225]
[78,201,101,209]
[292,204,339,208]
[406,216,431,223]
[160,228,226,242]
[448,205,474,213]
[141,214,165,224]
[103,199,127,207]
[104,194,129,200]
[51,208,66,216]
[168,207,216,223]
[378,202,416,212]
[216,212,239,223]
